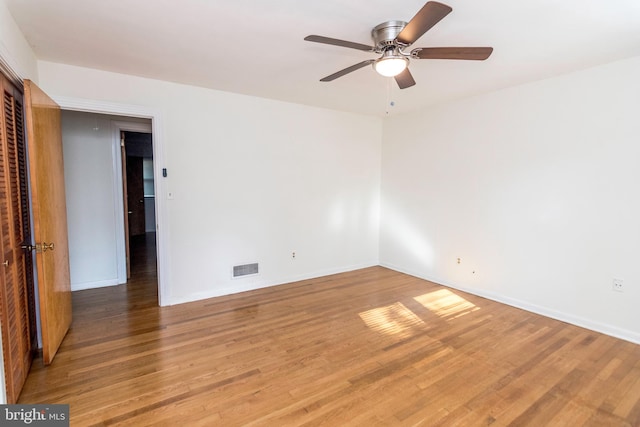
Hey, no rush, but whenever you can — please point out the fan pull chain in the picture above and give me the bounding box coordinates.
[385,77,393,115]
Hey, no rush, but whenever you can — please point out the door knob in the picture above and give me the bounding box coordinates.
[2,260,8,267]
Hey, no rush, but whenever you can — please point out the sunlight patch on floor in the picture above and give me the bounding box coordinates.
[359,302,425,338]
[414,289,479,320]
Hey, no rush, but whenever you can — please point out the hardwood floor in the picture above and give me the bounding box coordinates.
[18,237,640,426]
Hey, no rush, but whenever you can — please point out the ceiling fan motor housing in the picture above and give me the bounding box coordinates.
[372,21,407,52]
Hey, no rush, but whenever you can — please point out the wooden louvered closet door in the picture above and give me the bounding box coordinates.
[0,72,35,403]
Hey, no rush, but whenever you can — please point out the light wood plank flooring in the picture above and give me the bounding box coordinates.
[18,236,640,426]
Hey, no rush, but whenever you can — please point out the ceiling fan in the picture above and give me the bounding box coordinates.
[304,1,493,89]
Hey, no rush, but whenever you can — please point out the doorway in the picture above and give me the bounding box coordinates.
[122,131,156,280]
[60,111,158,302]
[55,97,167,306]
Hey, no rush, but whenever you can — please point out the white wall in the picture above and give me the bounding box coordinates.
[39,61,382,304]
[380,56,640,343]
[61,110,151,290]
[0,0,37,80]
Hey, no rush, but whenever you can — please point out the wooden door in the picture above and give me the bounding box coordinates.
[0,73,34,403]
[23,80,72,365]
[126,155,145,237]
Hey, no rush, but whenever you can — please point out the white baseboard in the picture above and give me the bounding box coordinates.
[71,278,120,292]
[380,262,640,345]
[166,261,379,306]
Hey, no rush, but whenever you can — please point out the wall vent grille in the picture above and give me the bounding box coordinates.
[233,263,259,278]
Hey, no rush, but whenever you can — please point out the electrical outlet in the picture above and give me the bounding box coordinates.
[292,251,296,259]
[612,278,624,292]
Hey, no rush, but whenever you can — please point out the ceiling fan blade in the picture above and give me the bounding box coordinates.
[396,1,453,46]
[413,47,494,60]
[319,60,375,82]
[394,68,416,89]
[304,35,374,52]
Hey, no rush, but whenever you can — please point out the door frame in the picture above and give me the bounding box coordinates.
[54,97,169,307]
[112,121,153,284]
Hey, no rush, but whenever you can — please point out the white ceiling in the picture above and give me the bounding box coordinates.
[6,0,640,116]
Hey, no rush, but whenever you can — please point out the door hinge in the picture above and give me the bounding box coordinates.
[22,242,54,253]
[22,243,42,253]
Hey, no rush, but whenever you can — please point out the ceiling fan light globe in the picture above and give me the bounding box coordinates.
[374,57,408,77]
